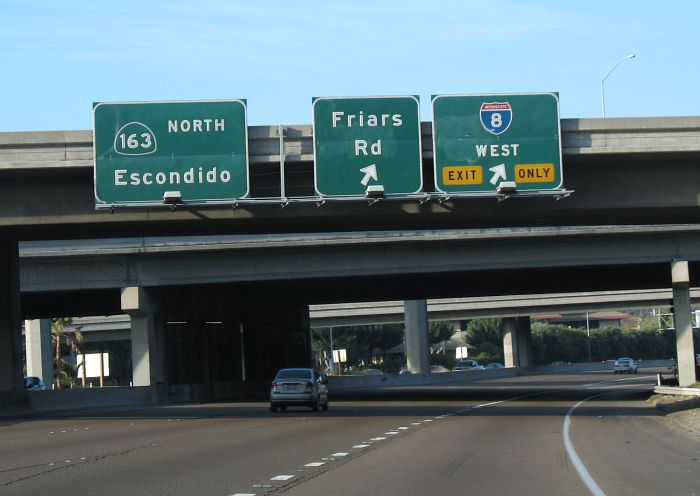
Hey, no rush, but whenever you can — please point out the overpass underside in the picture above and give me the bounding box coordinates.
[139,286,311,402]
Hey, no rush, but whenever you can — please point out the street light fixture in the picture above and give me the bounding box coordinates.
[601,54,636,117]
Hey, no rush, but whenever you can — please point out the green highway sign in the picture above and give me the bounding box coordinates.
[93,100,249,206]
[313,96,423,197]
[432,93,562,194]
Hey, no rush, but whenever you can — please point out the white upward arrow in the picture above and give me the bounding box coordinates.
[489,163,507,185]
[360,164,378,186]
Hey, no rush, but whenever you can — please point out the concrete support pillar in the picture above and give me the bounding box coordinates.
[516,316,533,367]
[0,238,22,391]
[25,319,53,386]
[671,261,697,387]
[404,300,430,375]
[502,318,518,367]
[502,316,532,368]
[121,287,163,396]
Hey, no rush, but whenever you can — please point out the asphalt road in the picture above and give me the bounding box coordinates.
[1,370,698,496]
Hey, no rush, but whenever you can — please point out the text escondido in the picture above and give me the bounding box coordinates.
[114,166,231,186]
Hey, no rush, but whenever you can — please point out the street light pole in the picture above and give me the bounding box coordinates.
[601,54,636,117]
[586,312,592,363]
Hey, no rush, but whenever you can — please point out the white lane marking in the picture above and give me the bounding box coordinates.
[270,475,295,481]
[385,431,399,435]
[305,462,325,467]
[331,452,349,457]
[563,395,607,496]
[582,376,649,387]
[411,422,422,426]
[232,494,256,496]
[422,419,434,422]
[371,437,387,441]
[353,444,370,449]
[397,426,409,430]
[472,399,509,409]
[592,384,652,390]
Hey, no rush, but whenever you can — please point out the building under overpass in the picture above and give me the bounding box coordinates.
[2,116,700,405]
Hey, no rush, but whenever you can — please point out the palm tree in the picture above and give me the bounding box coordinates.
[51,318,83,389]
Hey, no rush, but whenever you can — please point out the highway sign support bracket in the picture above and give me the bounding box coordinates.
[93,188,574,211]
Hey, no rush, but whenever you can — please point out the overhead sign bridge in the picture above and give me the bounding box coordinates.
[93,94,569,209]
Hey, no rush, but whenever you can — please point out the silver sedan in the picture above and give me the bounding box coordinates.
[270,368,329,412]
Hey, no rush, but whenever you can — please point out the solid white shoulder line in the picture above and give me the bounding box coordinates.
[563,395,607,496]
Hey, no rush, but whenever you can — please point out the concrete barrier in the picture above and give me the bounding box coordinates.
[328,360,676,393]
[23,386,151,415]
[328,367,520,392]
[0,390,33,417]
[654,385,700,397]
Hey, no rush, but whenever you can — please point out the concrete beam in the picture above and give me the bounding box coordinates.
[25,319,53,386]
[2,117,700,173]
[309,288,700,326]
[0,238,22,391]
[121,286,149,317]
[503,318,517,368]
[121,287,162,397]
[672,261,697,386]
[516,317,533,367]
[405,300,430,375]
[17,226,700,293]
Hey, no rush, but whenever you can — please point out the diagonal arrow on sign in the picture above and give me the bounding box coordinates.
[488,163,507,185]
[360,164,378,186]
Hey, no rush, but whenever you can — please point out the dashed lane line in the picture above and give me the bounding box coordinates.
[270,475,295,481]
[228,396,542,496]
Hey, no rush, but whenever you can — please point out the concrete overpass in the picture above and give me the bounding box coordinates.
[3,117,700,236]
[3,116,700,402]
[309,290,695,326]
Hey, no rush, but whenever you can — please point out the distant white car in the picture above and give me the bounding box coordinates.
[452,360,484,372]
[430,365,450,373]
[357,368,383,376]
[613,358,638,374]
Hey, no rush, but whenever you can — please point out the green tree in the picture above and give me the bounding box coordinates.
[312,324,405,371]
[532,323,587,364]
[464,318,504,365]
[428,320,455,347]
[531,321,683,365]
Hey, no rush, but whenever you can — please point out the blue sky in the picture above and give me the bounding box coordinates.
[2,0,699,131]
